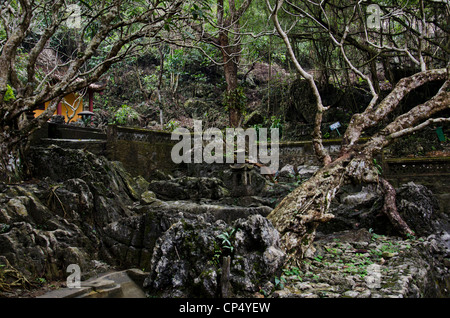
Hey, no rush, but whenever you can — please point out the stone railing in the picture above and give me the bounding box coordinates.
[31,124,449,190]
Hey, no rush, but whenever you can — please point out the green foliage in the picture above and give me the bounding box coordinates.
[113,104,139,125]
[165,48,187,76]
[274,275,287,289]
[217,228,236,254]
[269,115,283,138]
[164,120,180,132]
[211,227,237,267]
[282,266,303,282]
[223,86,247,112]
[3,85,15,102]
[373,158,383,175]
[269,115,282,129]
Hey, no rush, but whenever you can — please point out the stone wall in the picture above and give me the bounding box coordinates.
[105,125,180,180]
[31,124,450,214]
[29,122,107,156]
[104,127,345,179]
[384,157,450,216]
[278,139,343,167]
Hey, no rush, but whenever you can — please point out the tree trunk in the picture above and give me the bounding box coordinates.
[267,155,350,261]
[0,134,24,183]
[267,152,385,262]
[221,33,242,128]
[223,61,242,127]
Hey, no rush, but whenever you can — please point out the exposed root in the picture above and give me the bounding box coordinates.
[46,185,68,218]
[0,259,36,296]
[380,178,415,237]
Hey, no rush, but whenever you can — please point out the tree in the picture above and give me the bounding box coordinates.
[164,0,255,127]
[193,0,255,127]
[0,0,184,182]
[265,0,449,262]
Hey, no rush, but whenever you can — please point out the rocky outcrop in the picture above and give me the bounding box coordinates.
[1,145,449,298]
[148,176,229,201]
[143,214,285,297]
[1,146,282,297]
[0,145,143,284]
[318,181,450,238]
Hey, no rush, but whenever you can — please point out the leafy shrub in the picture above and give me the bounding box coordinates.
[3,85,15,102]
[113,104,139,125]
[164,120,180,132]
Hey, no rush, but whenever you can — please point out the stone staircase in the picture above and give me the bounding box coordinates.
[30,122,107,156]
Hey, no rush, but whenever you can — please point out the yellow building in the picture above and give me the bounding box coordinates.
[33,47,106,123]
[34,92,84,123]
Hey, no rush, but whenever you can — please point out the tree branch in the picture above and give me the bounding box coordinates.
[267,0,331,165]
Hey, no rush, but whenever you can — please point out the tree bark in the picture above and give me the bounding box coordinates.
[340,68,447,155]
[267,155,351,261]
[0,134,24,183]
[221,34,242,127]
[380,178,415,237]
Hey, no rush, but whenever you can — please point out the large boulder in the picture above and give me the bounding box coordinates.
[319,181,449,238]
[143,214,285,297]
[395,182,443,237]
[148,176,229,201]
[0,184,102,281]
[0,145,145,284]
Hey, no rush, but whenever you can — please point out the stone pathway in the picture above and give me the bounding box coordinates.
[269,229,450,298]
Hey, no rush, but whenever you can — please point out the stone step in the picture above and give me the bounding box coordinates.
[37,269,148,298]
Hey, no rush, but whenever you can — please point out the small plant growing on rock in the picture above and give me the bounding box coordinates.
[211,228,237,267]
[217,228,236,255]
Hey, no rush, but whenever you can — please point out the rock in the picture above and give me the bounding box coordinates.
[244,110,264,126]
[149,176,228,201]
[382,251,397,258]
[143,214,285,297]
[275,229,450,298]
[276,165,296,183]
[0,146,149,283]
[396,182,442,237]
[296,165,320,180]
[184,98,211,119]
[343,290,359,298]
[280,164,295,174]
[140,191,157,204]
[133,176,151,196]
[222,166,266,197]
[38,269,147,298]
[341,185,379,206]
[319,181,448,238]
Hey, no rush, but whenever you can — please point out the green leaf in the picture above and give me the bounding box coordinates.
[3,85,15,102]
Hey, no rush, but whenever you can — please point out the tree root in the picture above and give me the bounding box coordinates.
[380,178,415,237]
[0,259,36,296]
